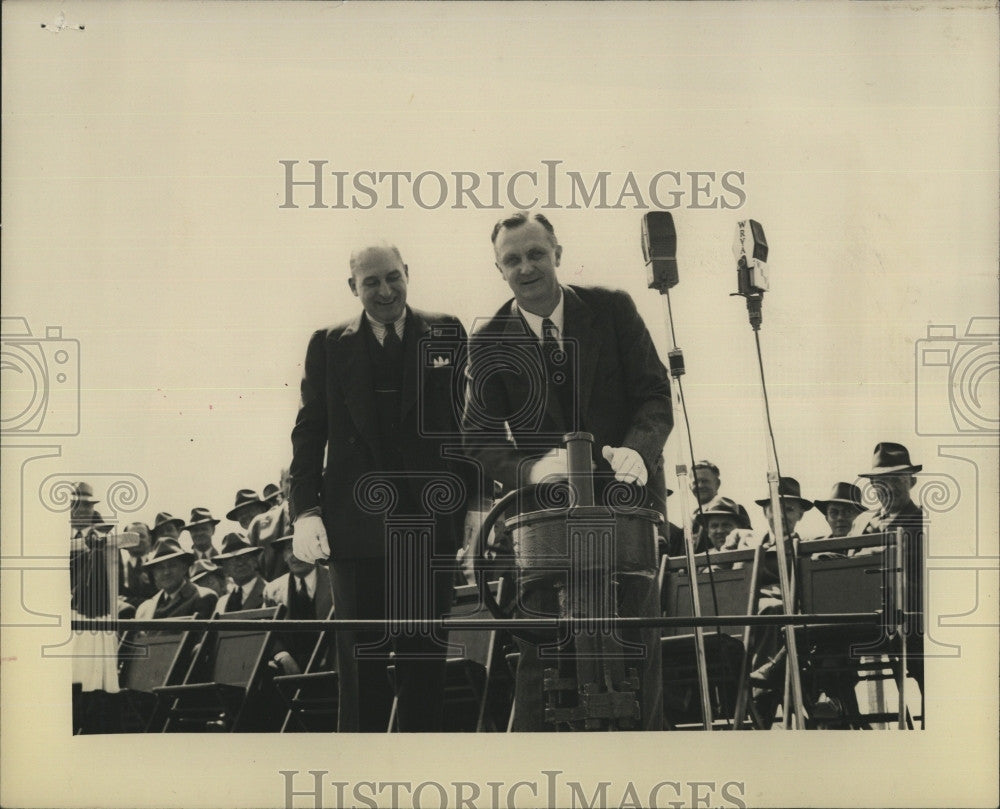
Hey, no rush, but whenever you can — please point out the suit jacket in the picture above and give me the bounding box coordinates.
[462,285,672,502]
[263,566,333,618]
[264,566,334,669]
[290,307,474,560]
[851,500,925,625]
[215,575,267,614]
[135,581,218,620]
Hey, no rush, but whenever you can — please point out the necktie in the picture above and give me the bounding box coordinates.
[541,318,572,429]
[227,586,243,612]
[381,323,402,363]
[292,576,314,619]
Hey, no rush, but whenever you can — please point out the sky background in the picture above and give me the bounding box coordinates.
[2,2,997,808]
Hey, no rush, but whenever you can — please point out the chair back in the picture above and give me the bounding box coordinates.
[119,631,190,692]
[661,547,761,637]
[796,533,892,615]
[208,606,282,687]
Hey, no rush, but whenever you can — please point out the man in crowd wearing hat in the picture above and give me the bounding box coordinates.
[69,482,104,540]
[290,240,475,732]
[213,532,267,614]
[227,489,268,531]
[265,533,334,673]
[798,482,869,721]
[690,460,752,548]
[135,539,218,620]
[700,497,752,567]
[248,473,292,582]
[461,211,672,731]
[69,482,105,600]
[150,512,186,542]
[725,476,813,725]
[814,482,866,541]
[850,442,926,696]
[184,508,221,563]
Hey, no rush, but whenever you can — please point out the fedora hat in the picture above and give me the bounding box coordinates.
[814,482,865,516]
[859,442,922,477]
[270,532,294,547]
[700,497,751,529]
[151,512,186,537]
[184,507,220,529]
[214,532,262,560]
[144,538,195,569]
[262,483,282,504]
[225,489,265,521]
[754,476,814,510]
[71,482,100,504]
[189,558,222,583]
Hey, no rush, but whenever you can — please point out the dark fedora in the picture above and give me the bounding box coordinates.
[144,538,195,568]
[214,532,262,561]
[754,477,814,510]
[859,442,922,477]
[701,497,751,529]
[262,483,282,504]
[225,489,265,521]
[814,482,865,516]
[150,512,186,537]
[189,558,222,583]
[184,507,220,529]
[71,482,100,504]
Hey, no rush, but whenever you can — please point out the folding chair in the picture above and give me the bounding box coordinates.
[796,533,918,729]
[273,605,339,732]
[387,581,510,732]
[659,546,762,729]
[154,606,282,732]
[117,627,197,732]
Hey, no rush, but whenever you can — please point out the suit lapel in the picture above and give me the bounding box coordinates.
[401,308,431,420]
[333,316,381,462]
[561,287,599,427]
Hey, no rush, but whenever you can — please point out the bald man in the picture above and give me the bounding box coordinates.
[290,242,476,732]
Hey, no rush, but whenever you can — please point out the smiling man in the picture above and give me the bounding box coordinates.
[462,211,672,731]
[289,241,475,732]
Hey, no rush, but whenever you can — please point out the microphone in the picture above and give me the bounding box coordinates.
[642,211,679,292]
[731,219,768,329]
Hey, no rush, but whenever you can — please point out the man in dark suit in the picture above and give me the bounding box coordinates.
[461,211,672,731]
[850,442,926,696]
[289,242,474,732]
[135,538,218,620]
[213,532,267,614]
[264,533,335,673]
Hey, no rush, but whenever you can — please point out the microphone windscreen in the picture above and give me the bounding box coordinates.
[642,211,679,291]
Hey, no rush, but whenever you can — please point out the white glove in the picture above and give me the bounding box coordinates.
[292,513,330,565]
[601,445,648,486]
[528,448,568,484]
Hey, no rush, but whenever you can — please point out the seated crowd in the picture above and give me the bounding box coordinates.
[70,441,925,732]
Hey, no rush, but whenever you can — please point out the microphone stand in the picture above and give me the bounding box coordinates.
[734,243,808,729]
[648,256,715,731]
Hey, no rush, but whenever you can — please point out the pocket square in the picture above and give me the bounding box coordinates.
[431,356,451,368]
